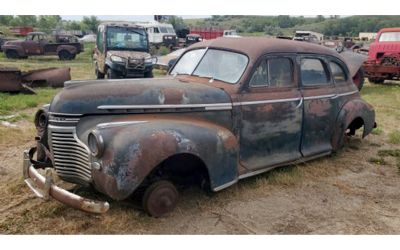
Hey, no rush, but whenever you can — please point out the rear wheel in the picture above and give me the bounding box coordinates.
[142,180,179,217]
[368,77,385,84]
[5,50,20,59]
[58,50,73,60]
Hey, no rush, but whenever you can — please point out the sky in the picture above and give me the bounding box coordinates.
[61,15,211,22]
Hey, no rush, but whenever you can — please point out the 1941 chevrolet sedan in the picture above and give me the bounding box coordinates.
[23,37,376,217]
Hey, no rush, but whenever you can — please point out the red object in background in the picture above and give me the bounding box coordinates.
[9,26,34,36]
[363,27,400,83]
[189,27,224,40]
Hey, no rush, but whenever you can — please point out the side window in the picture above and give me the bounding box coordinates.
[329,61,347,84]
[269,58,293,87]
[250,57,294,87]
[97,27,104,53]
[154,27,160,33]
[300,58,330,86]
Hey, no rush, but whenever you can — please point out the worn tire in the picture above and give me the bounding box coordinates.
[144,70,154,78]
[58,50,73,60]
[142,180,179,217]
[352,68,365,91]
[95,64,105,79]
[105,68,119,79]
[368,77,385,84]
[5,50,20,59]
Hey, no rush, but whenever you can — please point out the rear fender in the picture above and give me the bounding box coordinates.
[91,120,239,200]
[332,98,375,150]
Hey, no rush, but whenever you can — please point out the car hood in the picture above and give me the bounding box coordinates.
[3,39,24,46]
[107,50,150,60]
[49,77,232,115]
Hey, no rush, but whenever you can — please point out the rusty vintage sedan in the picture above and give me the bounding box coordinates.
[23,37,376,217]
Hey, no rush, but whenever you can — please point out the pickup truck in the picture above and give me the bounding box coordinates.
[1,32,83,60]
[363,27,400,83]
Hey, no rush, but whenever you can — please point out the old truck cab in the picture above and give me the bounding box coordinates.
[93,22,156,79]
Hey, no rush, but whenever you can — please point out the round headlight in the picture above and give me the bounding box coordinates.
[88,131,104,158]
[34,110,48,129]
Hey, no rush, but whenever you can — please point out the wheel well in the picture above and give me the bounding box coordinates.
[347,117,364,135]
[146,153,211,191]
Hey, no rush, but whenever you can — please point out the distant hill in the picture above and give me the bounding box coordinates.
[183,15,400,37]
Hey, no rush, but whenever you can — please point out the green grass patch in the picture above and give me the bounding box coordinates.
[368,157,387,165]
[388,131,400,144]
[0,88,59,115]
[371,127,383,135]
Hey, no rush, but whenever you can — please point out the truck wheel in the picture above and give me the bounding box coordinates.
[368,77,385,84]
[142,180,179,217]
[144,70,154,78]
[58,50,73,60]
[105,68,118,79]
[5,50,20,59]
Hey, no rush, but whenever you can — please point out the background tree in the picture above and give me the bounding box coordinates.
[81,16,100,33]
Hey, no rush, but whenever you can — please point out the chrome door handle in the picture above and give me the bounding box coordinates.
[295,98,303,109]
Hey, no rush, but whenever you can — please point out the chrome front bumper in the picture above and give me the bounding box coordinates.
[23,148,109,214]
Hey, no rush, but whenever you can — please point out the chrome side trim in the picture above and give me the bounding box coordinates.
[232,97,301,106]
[336,90,358,97]
[212,179,238,192]
[303,94,336,100]
[48,112,83,117]
[97,103,233,111]
[96,121,148,129]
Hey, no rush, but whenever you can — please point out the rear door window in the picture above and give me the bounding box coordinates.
[300,58,330,86]
[250,57,294,87]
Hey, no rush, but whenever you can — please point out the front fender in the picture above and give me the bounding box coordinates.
[2,45,25,56]
[340,50,368,78]
[332,98,375,150]
[92,120,238,200]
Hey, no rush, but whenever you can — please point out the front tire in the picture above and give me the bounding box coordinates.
[5,50,20,59]
[144,70,154,78]
[105,68,119,79]
[142,180,179,217]
[95,63,105,79]
[368,77,385,84]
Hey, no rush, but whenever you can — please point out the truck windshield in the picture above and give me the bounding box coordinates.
[171,49,248,84]
[379,32,400,42]
[106,27,148,51]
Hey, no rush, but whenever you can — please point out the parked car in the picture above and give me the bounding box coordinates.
[1,32,83,60]
[79,34,97,43]
[23,37,376,217]
[363,27,400,83]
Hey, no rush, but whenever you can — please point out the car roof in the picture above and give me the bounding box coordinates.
[379,27,400,33]
[189,37,340,60]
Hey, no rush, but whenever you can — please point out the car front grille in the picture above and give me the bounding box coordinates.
[48,124,92,186]
[127,58,145,70]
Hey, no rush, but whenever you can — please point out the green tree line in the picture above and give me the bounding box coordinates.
[0,15,100,33]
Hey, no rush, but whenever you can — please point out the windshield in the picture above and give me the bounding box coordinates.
[171,49,248,84]
[106,27,148,51]
[379,32,400,42]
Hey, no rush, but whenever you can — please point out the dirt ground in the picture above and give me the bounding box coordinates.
[1,84,400,234]
[1,121,400,234]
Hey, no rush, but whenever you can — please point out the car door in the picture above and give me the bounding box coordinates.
[94,26,106,73]
[239,55,303,170]
[22,34,42,55]
[299,55,338,157]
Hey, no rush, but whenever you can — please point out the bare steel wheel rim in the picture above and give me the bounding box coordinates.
[143,180,179,217]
